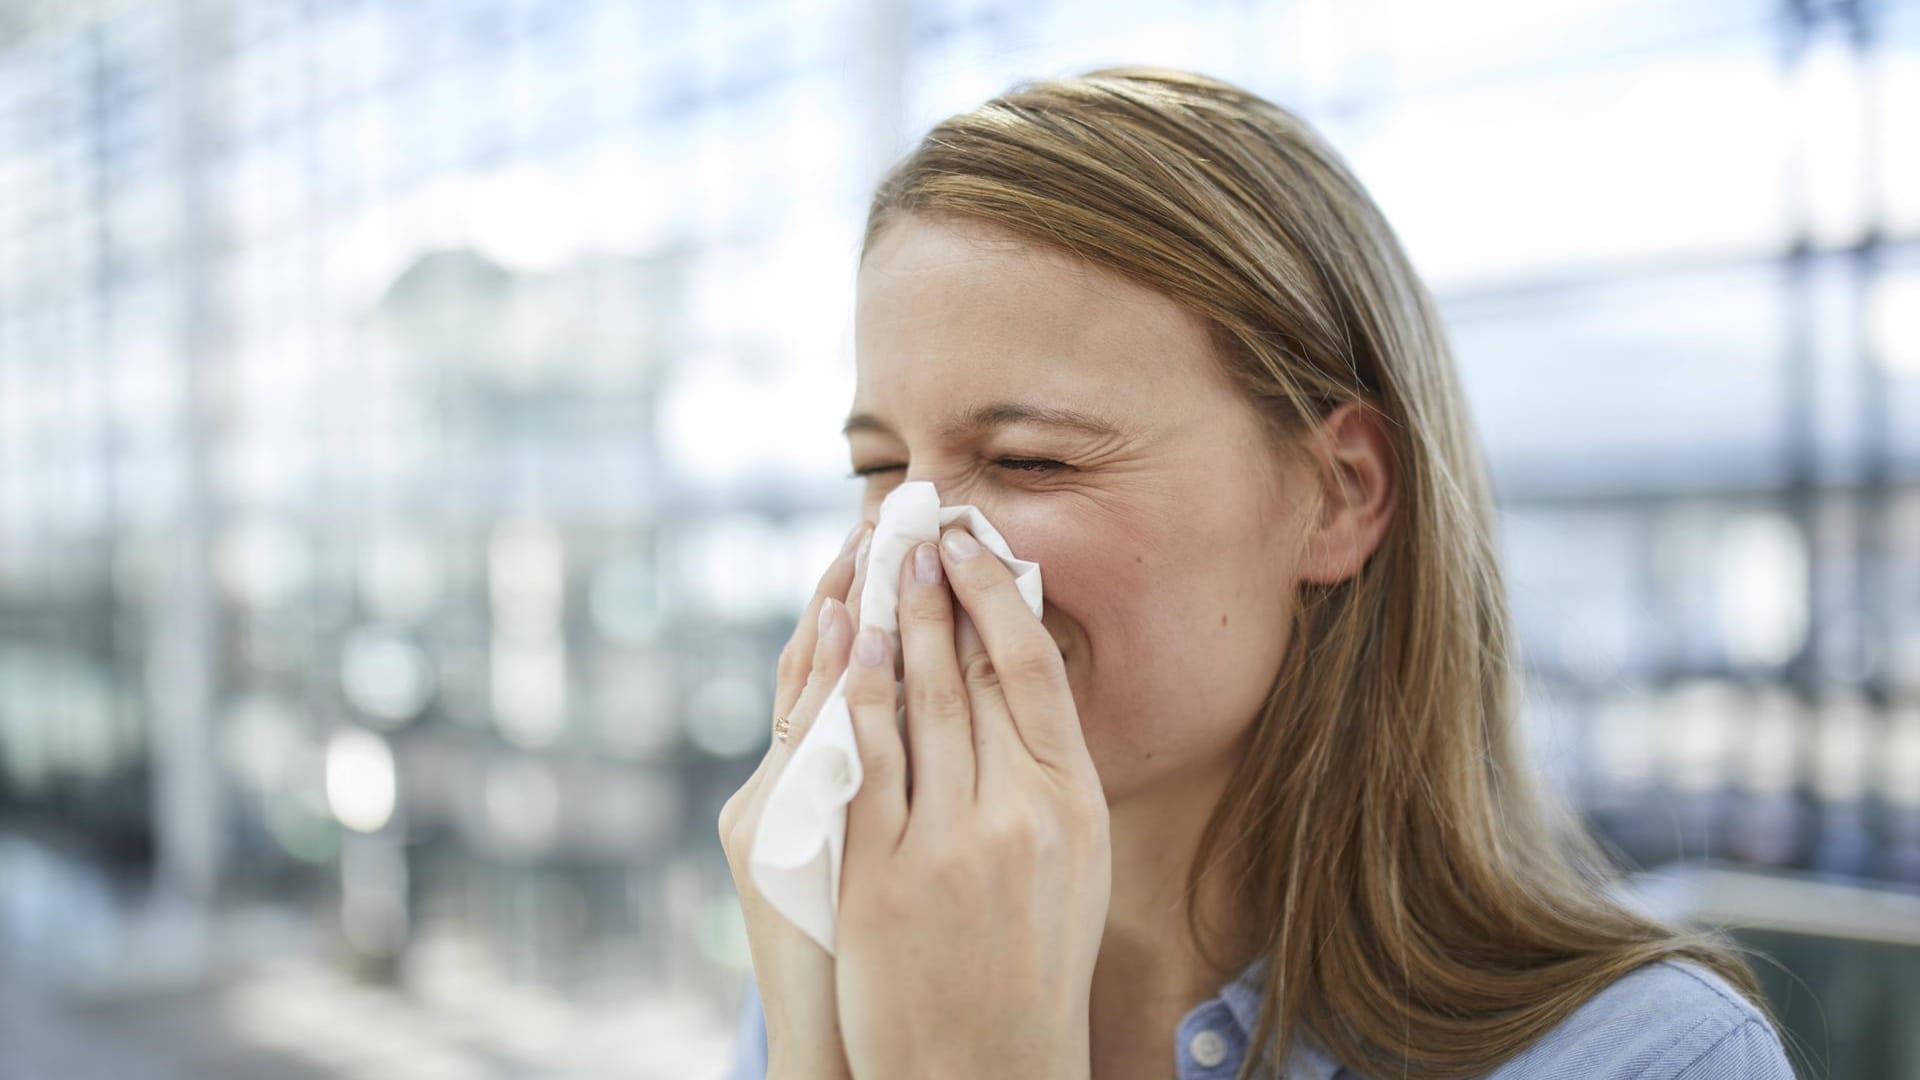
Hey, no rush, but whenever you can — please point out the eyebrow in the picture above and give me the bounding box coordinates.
[842,401,1126,441]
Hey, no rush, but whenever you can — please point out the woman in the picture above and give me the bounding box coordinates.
[717,66,1795,1080]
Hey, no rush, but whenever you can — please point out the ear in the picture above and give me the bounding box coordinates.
[1296,400,1397,586]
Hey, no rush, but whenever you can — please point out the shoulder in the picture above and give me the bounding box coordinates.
[1478,959,1794,1080]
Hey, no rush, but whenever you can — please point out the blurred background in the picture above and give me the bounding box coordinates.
[0,0,1917,1077]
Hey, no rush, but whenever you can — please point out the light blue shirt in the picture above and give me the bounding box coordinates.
[726,956,1794,1079]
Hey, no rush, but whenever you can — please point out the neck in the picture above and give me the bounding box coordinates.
[1089,748,1256,1080]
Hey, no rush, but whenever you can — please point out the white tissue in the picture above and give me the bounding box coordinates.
[747,481,1043,953]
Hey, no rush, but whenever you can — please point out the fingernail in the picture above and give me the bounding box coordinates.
[839,522,865,557]
[818,598,837,636]
[855,529,872,572]
[854,627,887,667]
[913,542,943,585]
[941,529,981,560]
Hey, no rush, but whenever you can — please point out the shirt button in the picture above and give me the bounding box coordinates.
[1188,1028,1229,1069]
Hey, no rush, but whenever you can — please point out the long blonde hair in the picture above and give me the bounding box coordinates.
[859,66,1776,1079]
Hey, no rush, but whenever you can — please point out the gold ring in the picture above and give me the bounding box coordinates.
[772,713,792,742]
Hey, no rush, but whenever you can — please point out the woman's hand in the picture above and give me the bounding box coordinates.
[833,527,1112,1080]
[718,520,876,1079]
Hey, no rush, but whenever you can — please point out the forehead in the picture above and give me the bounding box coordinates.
[851,215,1228,427]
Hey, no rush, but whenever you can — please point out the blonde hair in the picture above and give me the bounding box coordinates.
[860,66,1776,1079]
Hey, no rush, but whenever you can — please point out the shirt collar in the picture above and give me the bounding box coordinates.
[1217,956,1345,1080]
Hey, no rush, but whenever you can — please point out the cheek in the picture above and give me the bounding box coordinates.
[990,499,1201,723]
[982,498,1169,635]
[989,490,1277,650]
[990,492,1292,790]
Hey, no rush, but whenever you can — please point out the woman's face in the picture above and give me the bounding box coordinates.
[850,213,1314,804]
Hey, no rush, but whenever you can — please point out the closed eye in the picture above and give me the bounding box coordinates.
[996,458,1069,473]
[847,458,1068,479]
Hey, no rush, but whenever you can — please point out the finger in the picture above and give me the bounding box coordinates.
[763,597,854,774]
[842,627,908,861]
[952,605,1019,770]
[938,527,1089,772]
[773,521,868,728]
[894,542,976,814]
